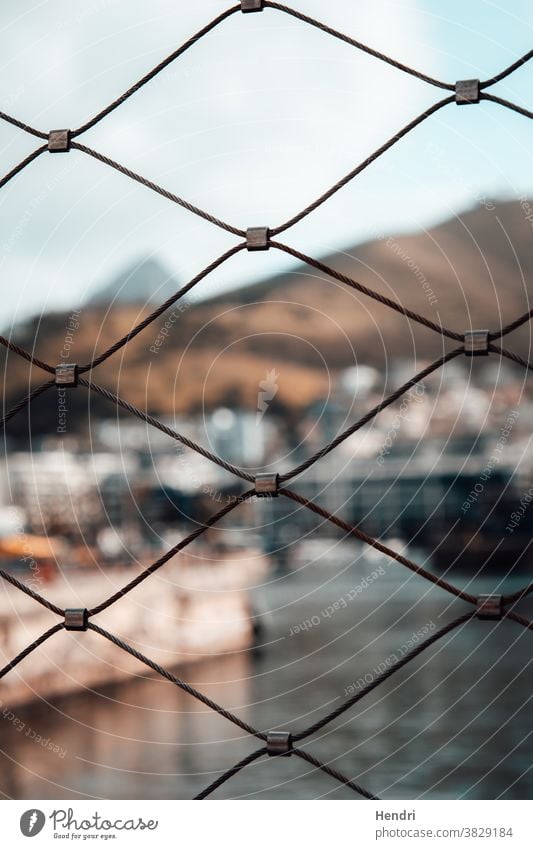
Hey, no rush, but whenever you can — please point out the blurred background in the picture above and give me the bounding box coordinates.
[0,0,532,799]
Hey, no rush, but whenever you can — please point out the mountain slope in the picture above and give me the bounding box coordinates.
[89,257,178,305]
[3,200,533,433]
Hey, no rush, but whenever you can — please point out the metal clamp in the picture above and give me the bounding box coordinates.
[55,363,78,386]
[246,227,269,251]
[464,330,489,356]
[255,472,279,496]
[455,79,480,105]
[266,731,292,756]
[241,0,263,11]
[64,608,88,631]
[476,594,503,620]
[48,129,71,152]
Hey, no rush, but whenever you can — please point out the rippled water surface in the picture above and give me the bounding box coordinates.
[1,555,532,800]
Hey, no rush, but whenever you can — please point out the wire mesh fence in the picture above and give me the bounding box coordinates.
[1,0,532,799]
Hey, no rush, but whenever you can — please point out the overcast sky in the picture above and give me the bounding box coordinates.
[1,0,532,325]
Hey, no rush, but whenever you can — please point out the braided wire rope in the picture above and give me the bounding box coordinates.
[1,1,532,798]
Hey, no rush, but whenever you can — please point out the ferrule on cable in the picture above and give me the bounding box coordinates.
[464,330,489,356]
[48,129,71,152]
[241,0,263,11]
[55,363,78,386]
[455,79,480,104]
[64,608,88,631]
[476,594,503,620]
[246,227,269,250]
[266,731,292,755]
[255,472,279,496]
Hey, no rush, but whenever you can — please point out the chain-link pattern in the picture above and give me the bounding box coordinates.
[1,1,532,799]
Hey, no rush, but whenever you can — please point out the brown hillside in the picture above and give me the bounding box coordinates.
[3,200,533,432]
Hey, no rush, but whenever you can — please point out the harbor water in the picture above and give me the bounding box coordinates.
[1,548,531,800]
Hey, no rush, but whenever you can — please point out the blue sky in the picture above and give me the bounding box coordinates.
[0,0,532,325]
